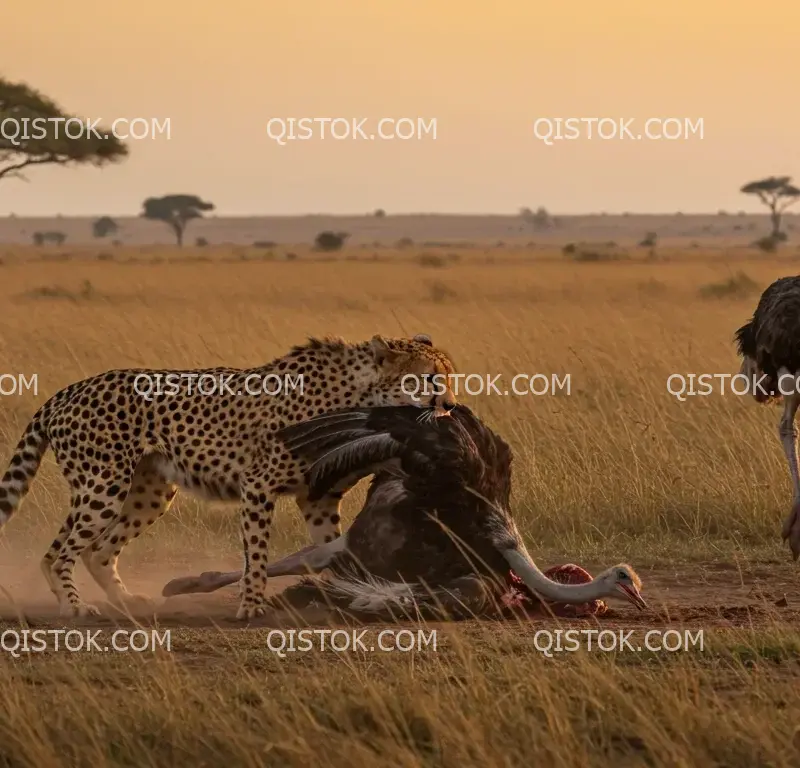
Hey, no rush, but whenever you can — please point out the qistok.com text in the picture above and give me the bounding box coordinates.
[666,373,800,402]
[265,628,438,657]
[0,629,170,657]
[133,373,304,401]
[402,373,571,399]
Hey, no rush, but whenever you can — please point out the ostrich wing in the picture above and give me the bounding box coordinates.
[280,405,512,505]
[279,406,443,497]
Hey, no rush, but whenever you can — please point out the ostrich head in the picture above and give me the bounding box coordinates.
[592,564,647,610]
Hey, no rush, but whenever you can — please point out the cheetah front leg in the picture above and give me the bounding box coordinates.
[236,468,277,620]
[296,488,345,545]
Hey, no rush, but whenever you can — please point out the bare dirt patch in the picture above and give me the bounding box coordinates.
[1,560,796,632]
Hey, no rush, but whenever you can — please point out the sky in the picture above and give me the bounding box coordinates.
[1,0,798,216]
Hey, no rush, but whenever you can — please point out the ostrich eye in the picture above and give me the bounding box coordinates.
[617,570,627,580]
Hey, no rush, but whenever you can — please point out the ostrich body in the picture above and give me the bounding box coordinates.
[736,275,800,558]
[162,406,646,618]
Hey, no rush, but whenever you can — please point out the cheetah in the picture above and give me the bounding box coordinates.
[0,334,457,619]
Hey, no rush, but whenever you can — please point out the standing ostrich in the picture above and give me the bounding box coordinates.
[736,275,800,559]
[163,405,647,618]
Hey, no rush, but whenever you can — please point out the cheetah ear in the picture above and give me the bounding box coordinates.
[413,334,433,346]
[370,335,398,366]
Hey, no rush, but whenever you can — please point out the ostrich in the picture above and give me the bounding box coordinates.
[736,275,800,559]
[162,405,647,618]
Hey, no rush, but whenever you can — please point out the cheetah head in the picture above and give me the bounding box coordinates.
[368,333,457,413]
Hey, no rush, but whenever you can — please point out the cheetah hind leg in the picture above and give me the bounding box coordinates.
[82,455,177,611]
[44,481,134,618]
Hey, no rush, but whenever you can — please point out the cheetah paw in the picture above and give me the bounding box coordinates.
[63,602,101,618]
[236,601,267,621]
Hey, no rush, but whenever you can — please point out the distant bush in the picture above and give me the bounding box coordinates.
[32,230,66,245]
[396,237,414,249]
[418,253,447,268]
[373,209,386,218]
[563,242,624,261]
[699,271,758,299]
[314,231,349,251]
[253,240,277,248]
[639,232,658,248]
[195,237,209,247]
[753,235,780,253]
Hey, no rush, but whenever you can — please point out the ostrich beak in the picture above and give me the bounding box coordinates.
[617,583,647,611]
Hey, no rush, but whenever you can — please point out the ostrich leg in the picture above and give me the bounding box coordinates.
[162,540,346,597]
[777,382,800,559]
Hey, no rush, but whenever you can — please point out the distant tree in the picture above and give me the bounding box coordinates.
[741,176,800,240]
[639,231,658,247]
[92,216,118,238]
[519,206,552,230]
[374,208,386,218]
[141,194,214,246]
[0,76,127,183]
[314,231,349,251]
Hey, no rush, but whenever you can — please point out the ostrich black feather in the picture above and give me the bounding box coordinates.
[736,276,800,384]
[278,405,517,590]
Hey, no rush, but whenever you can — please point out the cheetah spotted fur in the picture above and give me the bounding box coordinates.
[0,334,457,619]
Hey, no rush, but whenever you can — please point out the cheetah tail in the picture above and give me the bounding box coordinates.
[0,405,50,526]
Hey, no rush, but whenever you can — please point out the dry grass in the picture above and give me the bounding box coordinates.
[0,246,799,766]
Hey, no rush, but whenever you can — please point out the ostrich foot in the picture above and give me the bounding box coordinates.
[782,500,800,560]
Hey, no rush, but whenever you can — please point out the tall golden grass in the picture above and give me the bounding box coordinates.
[0,247,798,766]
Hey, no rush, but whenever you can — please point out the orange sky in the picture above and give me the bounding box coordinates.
[1,0,797,215]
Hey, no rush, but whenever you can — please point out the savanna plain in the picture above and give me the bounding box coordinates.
[0,244,798,767]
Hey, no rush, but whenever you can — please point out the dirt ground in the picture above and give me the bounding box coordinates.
[0,558,796,632]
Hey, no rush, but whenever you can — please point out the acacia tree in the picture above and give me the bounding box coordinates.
[141,195,215,246]
[0,77,127,182]
[740,176,800,240]
[92,216,118,238]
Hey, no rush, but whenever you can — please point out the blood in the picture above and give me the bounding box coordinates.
[502,564,608,617]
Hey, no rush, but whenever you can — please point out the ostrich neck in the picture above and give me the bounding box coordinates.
[503,549,606,603]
